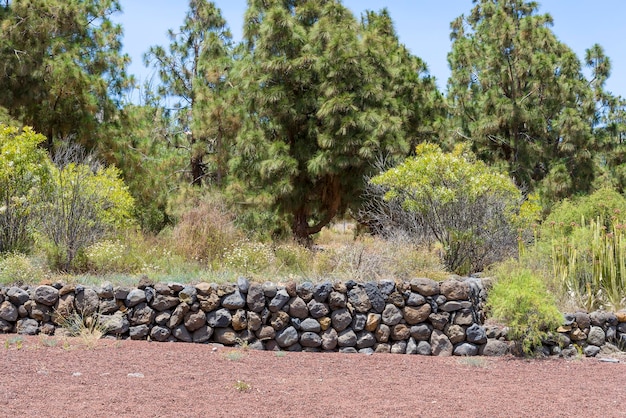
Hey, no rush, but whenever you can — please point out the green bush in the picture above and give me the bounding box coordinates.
[487,264,563,355]
[0,253,48,285]
[371,142,523,274]
[0,125,51,253]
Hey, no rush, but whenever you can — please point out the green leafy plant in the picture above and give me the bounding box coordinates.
[0,252,47,285]
[487,264,562,356]
[223,350,245,362]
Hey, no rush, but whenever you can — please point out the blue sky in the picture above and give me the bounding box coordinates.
[116,1,626,98]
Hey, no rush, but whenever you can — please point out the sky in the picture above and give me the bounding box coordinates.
[115,1,626,98]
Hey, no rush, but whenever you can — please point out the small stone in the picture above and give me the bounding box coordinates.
[328,291,347,310]
[285,281,297,297]
[429,312,450,330]
[586,326,606,346]
[222,290,246,310]
[351,313,367,332]
[416,340,432,355]
[381,304,403,326]
[570,328,587,341]
[184,310,207,332]
[445,324,466,344]
[101,313,129,335]
[430,329,453,356]
[337,329,357,347]
[33,285,59,306]
[406,292,426,307]
[154,311,171,326]
[440,279,469,300]
[217,283,236,297]
[231,309,247,331]
[256,325,276,341]
[247,312,261,332]
[313,282,333,303]
[387,291,405,308]
[454,343,478,356]
[168,303,190,328]
[441,301,470,312]
[206,308,232,328]
[300,332,322,347]
[288,297,309,319]
[348,286,372,313]
[403,304,431,325]
[307,300,329,319]
[99,299,118,315]
[378,280,396,297]
[391,324,410,341]
[0,301,18,322]
[126,289,147,308]
[574,311,591,330]
[363,282,385,313]
[583,344,601,357]
[155,282,174,295]
[129,325,150,340]
[75,288,99,316]
[466,323,487,344]
[270,311,291,331]
[453,309,474,326]
[410,324,432,341]
[374,343,391,353]
[150,326,171,342]
[7,287,29,306]
[356,331,376,349]
[365,313,381,332]
[150,294,179,311]
[321,328,338,350]
[390,341,407,354]
[589,310,608,327]
[481,339,509,356]
[16,318,38,335]
[214,327,237,345]
[300,318,321,333]
[276,326,299,347]
[246,283,265,313]
[339,347,358,354]
[375,324,390,343]
[296,282,314,302]
[410,278,439,296]
[615,310,626,323]
[198,293,221,312]
[318,316,331,331]
[237,277,250,294]
[192,326,213,343]
[406,337,418,354]
[268,290,290,312]
[129,303,155,326]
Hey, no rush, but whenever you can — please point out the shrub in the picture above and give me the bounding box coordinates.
[0,125,50,253]
[487,263,562,355]
[0,253,48,285]
[371,143,523,274]
[223,241,276,275]
[36,146,135,271]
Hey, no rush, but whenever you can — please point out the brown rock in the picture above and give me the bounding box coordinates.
[440,279,469,301]
[391,324,410,341]
[366,313,381,332]
[319,316,331,331]
[403,304,431,325]
[231,309,248,331]
[410,278,439,296]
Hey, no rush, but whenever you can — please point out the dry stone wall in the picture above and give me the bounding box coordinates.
[1,277,625,358]
[0,277,493,355]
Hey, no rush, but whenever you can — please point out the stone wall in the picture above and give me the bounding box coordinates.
[0,277,493,355]
[0,277,624,357]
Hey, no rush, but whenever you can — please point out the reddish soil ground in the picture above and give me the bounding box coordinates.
[0,335,625,417]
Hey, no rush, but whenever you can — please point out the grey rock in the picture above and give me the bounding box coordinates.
[387,291,405,308]
[441,301,471,312]
[331,308,352,332]
[381,304,403,326]
[307,300,329,319]
[410,278,439,296]
[192,325,213,343]
[144,287,155,304]
[378,279,396,297]
[96,282,114,299]
[214,327,237,345]
[410,324,432,341]
[75,288,99,316]
[453,309,474,326]
[300,332,322,348]
[337,329,357,347]
[454,343,478,356]
[429,312,450,330]
[466,324,487,344]
[606,326,617,341]
[321,328,338,350]
[16,318,38,335]
[358,348,375,355]
[296,282,314,302]
[584,344,601,357]
[406,337,418,354]
[434,295,447,306]
[416,340,432,355]
[276,326,299,348]
[339,347,358,354]
[270,311,290,331]
[0,322,10,336]
[574,311,591,330]
[102,313,129,335]
[237,277,250,294]
[0,301,18,322]
[150,326,171,342]
[268,289,290,312]
[247,312,262,332]
[246,283,265,313]
[33,285,59,306]
[288,297,309,319]
[430,329,453,356]
[179,286,198,305]
[560,345,579,359]
[30,303,52,322]
[587,326,606,346]
[154,311,171,326]
[207,308,232,328]
[407,292,426,307]
[328,291,347,310]
[364,282,385,313]
[300,318,321,333]
[313,281,333,302]
[440,279,469,300]
[351,313,367,332]
[617,322,626,333]
[222,290,246,310]
[129,303,155,326]
[151,294,180,311]
[482,339,510,356]
[7,287,29,306]
[126,289,147,308]
[374,343,391,353]
[391,341,407,354]
[348,285,372,313]
[184,310,207,332]
[168,303,189,328]
[589,310,608,327]
[356,331,376,348]
[129,325,150,340]
[262,281,277,298]
[99,299,118,315]
[562,313,576,326]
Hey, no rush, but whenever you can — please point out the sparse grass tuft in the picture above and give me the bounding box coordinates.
[457,356,488,368]
[233,380,252,392]
[224,349,245,361]
[56,311,106,349]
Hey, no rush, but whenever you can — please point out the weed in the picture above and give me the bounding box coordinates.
[5,336,24,349]
[457,357,487,368]
[39,335,58,348]
[55,311,106,349]
[274,351,287,358]
[233,380,252,392]
[235,338,250,351]
[224,350,245,361]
